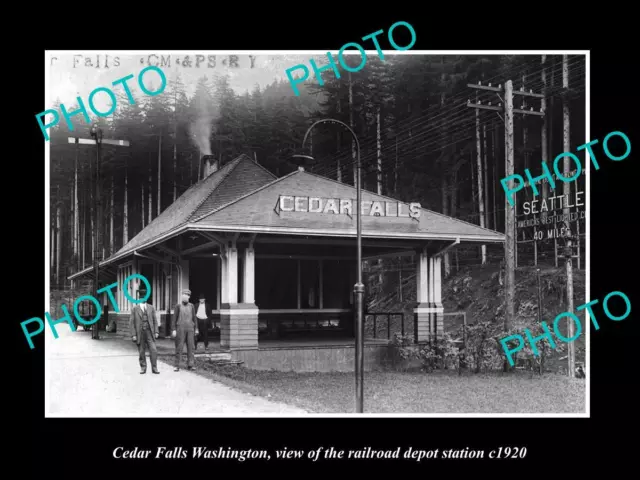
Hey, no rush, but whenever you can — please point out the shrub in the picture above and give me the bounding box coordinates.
[456,317,567,375]
[455,319,507,373]
[391,332,461,373]
[391,315,566,376]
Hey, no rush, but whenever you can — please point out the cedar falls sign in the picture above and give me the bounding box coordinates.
[276,195,422,219]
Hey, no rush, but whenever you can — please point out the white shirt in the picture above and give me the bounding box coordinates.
[196,303,208,319]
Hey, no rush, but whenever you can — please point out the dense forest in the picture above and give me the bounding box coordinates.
[49,54,586,288]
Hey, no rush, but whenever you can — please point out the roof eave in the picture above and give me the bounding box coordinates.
[186,223,505,243]
[67,223,191,280]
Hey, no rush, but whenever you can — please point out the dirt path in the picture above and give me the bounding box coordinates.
[46,325,307,416]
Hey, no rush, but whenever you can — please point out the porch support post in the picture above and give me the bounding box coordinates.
[220,246,228,304]
[242,247,255,304]
[413,247,431,342]
[220,239,258,350]
[428,256,435,339]
[179,258,189,295]
[431,255,444,339]
[216,256,221,310]
[227,246,238,303]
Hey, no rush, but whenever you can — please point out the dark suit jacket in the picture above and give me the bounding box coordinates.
[129,303,158,344]
[171,302,197,332]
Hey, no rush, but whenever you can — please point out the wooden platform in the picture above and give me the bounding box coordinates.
[151,335,394,372]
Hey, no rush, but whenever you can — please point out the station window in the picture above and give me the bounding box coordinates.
[255,258,297,309]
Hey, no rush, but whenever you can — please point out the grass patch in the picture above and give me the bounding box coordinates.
[192,359,585,414]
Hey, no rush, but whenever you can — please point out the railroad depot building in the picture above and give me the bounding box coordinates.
[69,154,504,371]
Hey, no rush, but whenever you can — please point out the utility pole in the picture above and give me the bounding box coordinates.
[68,133,130,339]
[482,123,489,230]
[474,93,487,265]
[467,80,544,368]
[562,54,575,378]
[540,55,548,265]
[503,80,515,348]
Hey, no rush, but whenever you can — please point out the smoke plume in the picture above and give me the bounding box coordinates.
[189,88,218,156]
[190,116,212,156]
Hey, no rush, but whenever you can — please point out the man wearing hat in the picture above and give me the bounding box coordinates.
[195,293,213,351]
[129,285,160,374]
[171,289,199,371]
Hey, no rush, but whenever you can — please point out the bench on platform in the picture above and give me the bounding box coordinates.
[197,312,352,338]
[277,318,346,335]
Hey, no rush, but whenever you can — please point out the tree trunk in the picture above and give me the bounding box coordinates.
[482,123,490,229]
[81,162,86,269]
[376,107,382,195]
[550,56,558,267]
[173,142,177,202]
[470,150,476,220]
[349,72,356,186]
[88,153,94,267]
[563,54,575,378]
[173,88,178,203]
[141,181,145,229]
[123,157,129,245]
[336,98,342,183]
[189,151,193,186]
[492,122,498,232]
[56,204,61,285]
[157,134,162,215]
[50,204,55,272]
[451,166,459,273]
[90,203,94,266]
[110,175,114,256]
[394,135,399,195]
[541,55,549,236]
[74,146,79,270]
[148,153,152,225]
[442,174,450,277]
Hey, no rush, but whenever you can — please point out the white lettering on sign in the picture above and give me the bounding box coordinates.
[278,195,421,219]
[522,190,584,215]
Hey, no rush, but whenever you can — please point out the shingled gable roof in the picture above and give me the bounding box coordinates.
[192,169,506,242]
[113,154,277,257]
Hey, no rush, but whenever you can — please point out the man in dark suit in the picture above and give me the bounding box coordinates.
[194,293,213,351]
[171,289,199,372]
[129,286,160,374]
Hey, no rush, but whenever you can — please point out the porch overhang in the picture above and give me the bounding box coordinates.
[68,222,503,282]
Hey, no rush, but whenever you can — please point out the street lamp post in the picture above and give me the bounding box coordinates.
[294,119,364,413]
[90,124,103,340]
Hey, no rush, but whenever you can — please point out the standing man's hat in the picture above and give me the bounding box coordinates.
[182,289,191,296]
[198,292,205,299]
